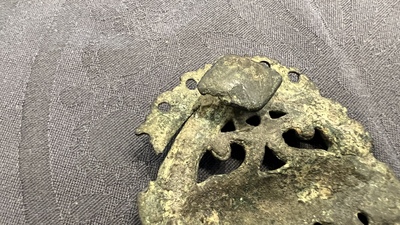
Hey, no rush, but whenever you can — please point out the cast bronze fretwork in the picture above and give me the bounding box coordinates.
[136,55,400,225]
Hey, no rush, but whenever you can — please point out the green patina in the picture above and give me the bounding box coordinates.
[136,55,400,225]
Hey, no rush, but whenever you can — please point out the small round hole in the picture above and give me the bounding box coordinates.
[260,61,271,68]
[186,79,197,90]
[158,102,171,112]
[357,212,369,225]
[288,71,300,82]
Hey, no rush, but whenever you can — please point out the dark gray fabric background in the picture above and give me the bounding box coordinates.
[0,0,399,224]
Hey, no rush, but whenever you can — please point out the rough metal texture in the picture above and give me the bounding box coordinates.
[197,55,282,111]
[136,55,400,225]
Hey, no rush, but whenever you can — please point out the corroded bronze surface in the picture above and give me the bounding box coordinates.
[198,55,282,111]
[136,55,400,225]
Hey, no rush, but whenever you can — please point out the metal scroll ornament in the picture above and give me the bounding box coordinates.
[136,55,400,225]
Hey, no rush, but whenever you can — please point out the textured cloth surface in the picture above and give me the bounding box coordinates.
[0,0,399,224]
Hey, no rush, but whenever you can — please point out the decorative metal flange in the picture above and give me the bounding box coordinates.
[136,55,400,225]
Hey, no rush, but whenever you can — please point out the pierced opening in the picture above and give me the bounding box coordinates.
[260,146,286,171]
[186,78,197,90]
[197,143,246,183]
[313,223,322,225]
[221,120,236,132]
[157,102,171,112]
[246,115,261,126]
[288,71,300,83]
[230,143,246,161]
[357,212,369,225]
[260,61,271,68]
[283,128,329,150]
[269,110,287,119]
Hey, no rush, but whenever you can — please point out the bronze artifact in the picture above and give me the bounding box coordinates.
[136,55,400,224]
